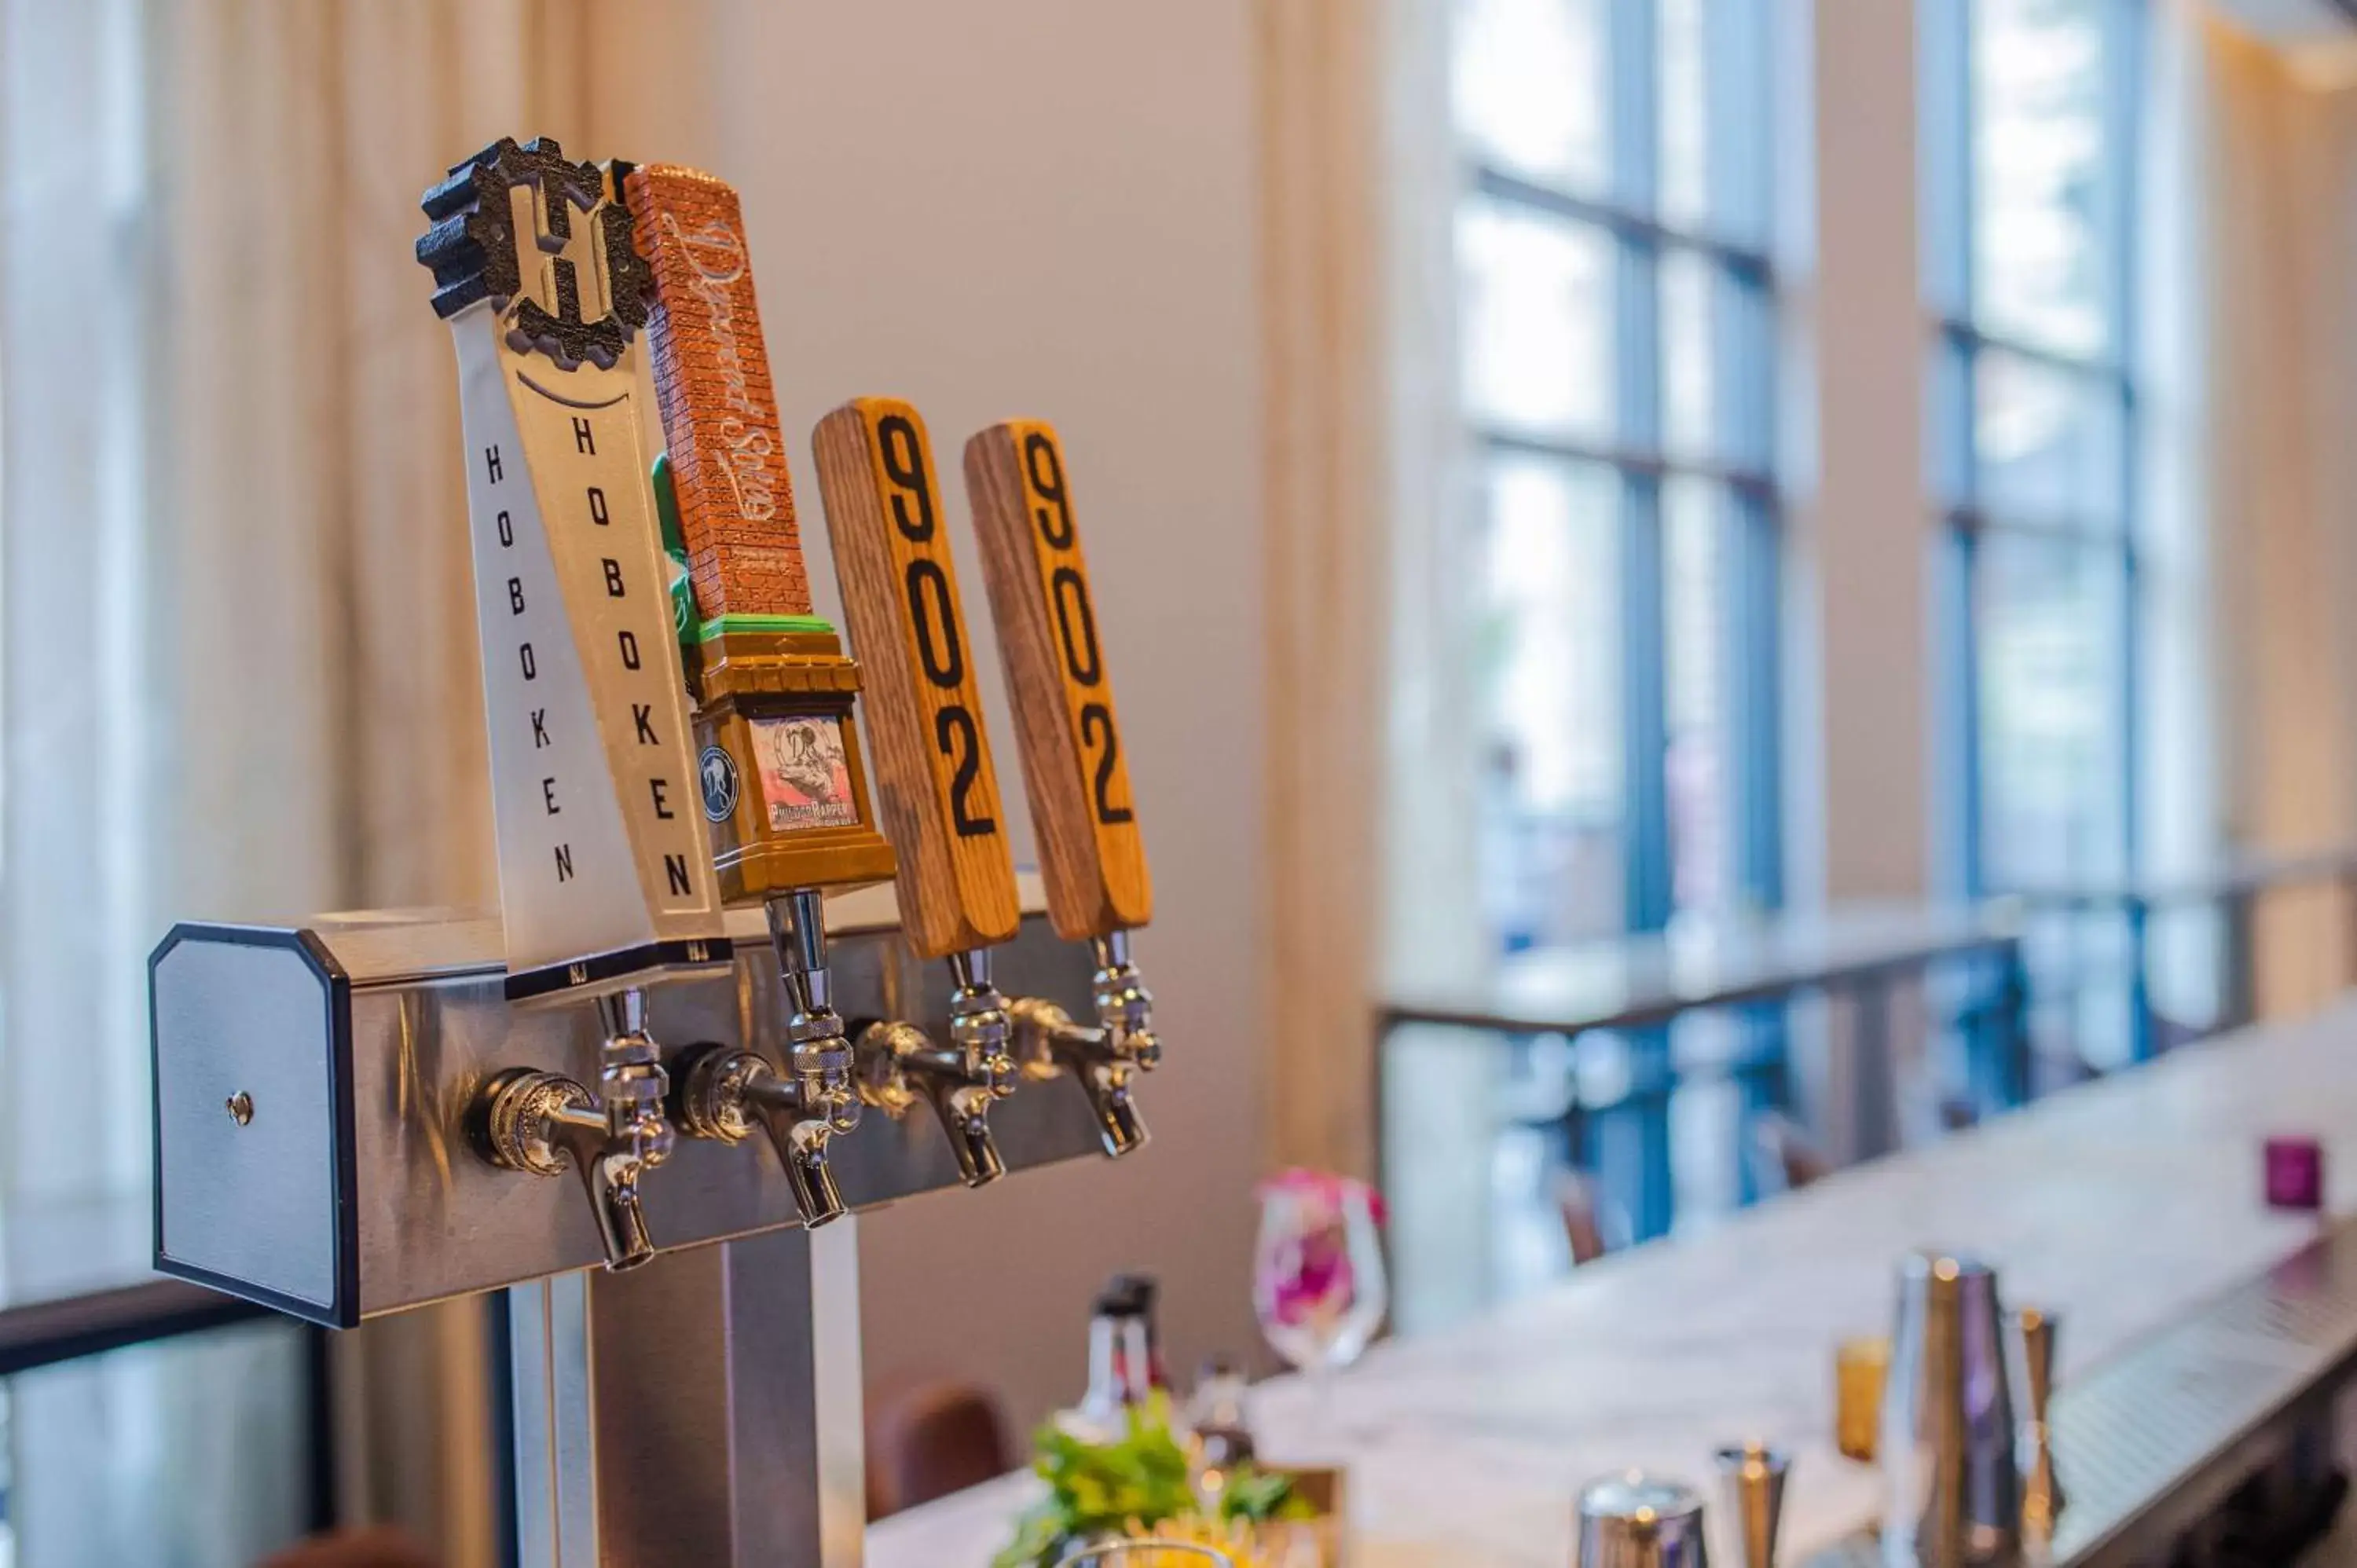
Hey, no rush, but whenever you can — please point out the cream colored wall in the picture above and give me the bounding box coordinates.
[684,2,1271,1433]
[1786,0,1934,907]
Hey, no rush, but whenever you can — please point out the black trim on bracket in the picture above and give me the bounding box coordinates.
[502,935,735,1002]
[298,926,360,1326]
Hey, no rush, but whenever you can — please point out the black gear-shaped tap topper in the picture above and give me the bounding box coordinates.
[416,135,650,370]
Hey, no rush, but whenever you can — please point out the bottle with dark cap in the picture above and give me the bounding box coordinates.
[1072,1273,1162,1439]
[1117,1273,1169,1392]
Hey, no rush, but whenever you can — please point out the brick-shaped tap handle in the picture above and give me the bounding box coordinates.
[623,162,813,623]
[620,162,896,902]
[813,399,1021,958]
[964,421,1151,941]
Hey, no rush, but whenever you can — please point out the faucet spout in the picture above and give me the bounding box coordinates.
[1007,995,1152,1158]
[746,1060,855,1226]
[560,1121,658,1271]
[932,1080,1010,1185]
[776,1113,847,1228]
[676,1042,856,1228]
[1075,1057,1148,1157]
[859,1013,1017,1188]
[476,1052,669,1273]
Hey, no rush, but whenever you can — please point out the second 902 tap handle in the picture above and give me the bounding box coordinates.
[813,398,1021,958]
[964,421,1152,943]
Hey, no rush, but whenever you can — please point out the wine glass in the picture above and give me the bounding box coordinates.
[1252,1170,1387,1441]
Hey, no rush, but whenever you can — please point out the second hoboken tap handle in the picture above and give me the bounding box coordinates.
[814,399,1021,959]
[964,421,1152,943]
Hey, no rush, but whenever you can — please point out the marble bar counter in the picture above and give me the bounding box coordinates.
[871,995,2357,1567]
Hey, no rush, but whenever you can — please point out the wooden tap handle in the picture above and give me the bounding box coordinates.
[963,421,1151,941]
[813,400,1021,958]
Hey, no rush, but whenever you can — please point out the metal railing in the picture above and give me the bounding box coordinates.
[1379,852,2357,1331]
[1999,848,2357,1070]
[1377,903,2027,1328]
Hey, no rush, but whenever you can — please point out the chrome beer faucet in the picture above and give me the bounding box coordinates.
[856,949,1020,1186]
[626,163,904,1229]
[1006,932,1159,1156]
[675,891,863,1226]
[478,987,676,1271]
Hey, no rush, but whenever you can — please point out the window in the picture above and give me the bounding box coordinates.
[1452,0,1780,951]
[1927,0,2146,1069]
[1929,0,2142,899]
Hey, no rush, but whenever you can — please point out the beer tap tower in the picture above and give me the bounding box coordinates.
[145,135,1163,1567]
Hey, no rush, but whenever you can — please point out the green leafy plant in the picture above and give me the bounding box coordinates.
[992,1396,1311,1568]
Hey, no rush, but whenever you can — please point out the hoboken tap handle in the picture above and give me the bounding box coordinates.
[416,138,731,1002]
[813,398,1021,958]
[962,421,1152,943]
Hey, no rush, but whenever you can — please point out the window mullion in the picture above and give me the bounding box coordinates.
[1612,0,1659,214]
[2110,0,2145,874]
[1610,0,1668,933]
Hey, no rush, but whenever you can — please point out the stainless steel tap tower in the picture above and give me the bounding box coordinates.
[149,137,1164,1567]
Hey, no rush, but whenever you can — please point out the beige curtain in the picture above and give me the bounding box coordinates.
[1259,0,1391,1180]
[0,2,318,1560]
[1,2,730,1560]
[2199,13,2357,1021]
[1258,0,1486,1183]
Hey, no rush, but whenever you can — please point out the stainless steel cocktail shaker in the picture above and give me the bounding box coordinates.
[1881,1253,2018,1566]
[1578,1472,1710,1568]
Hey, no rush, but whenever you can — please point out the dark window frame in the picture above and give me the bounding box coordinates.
[1457,0,1784,939]
[1930,0,2147,900]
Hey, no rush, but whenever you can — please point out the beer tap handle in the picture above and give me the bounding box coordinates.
[815,400,1021,1183]
[812,398,1022,958]
[962,421,1152,946]
[622,160,896,903]
[966,423,1157,1090]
